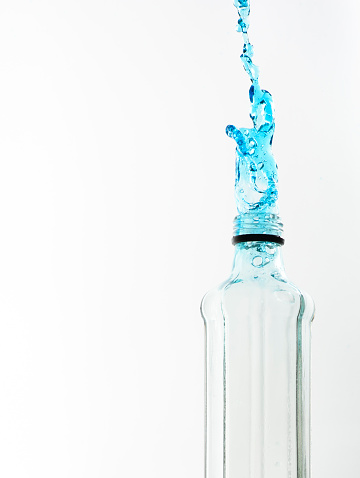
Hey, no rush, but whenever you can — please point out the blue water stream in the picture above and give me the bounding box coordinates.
[227,0,279,215]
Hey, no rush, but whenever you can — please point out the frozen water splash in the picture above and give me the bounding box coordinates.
[227,0,279,214]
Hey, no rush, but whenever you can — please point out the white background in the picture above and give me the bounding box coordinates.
[0,0,359,476]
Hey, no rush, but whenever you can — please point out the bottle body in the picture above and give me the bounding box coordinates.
[201,240,314,478]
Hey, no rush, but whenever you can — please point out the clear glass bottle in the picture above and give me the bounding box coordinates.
[201,212,314,478]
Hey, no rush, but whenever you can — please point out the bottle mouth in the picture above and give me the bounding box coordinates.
[233,212,284,245]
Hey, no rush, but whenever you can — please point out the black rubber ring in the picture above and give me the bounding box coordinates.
[232,234,285,246]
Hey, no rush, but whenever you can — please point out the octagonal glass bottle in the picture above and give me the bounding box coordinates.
[201,212,314,478]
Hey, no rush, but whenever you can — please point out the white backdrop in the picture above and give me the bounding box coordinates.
[0,0,359,476]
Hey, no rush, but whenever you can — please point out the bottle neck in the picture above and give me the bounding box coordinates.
[230,212,286,280]
[231,241,286,280]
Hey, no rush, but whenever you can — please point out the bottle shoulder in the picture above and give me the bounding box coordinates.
[201,278,231,324]
[201,275,315,324]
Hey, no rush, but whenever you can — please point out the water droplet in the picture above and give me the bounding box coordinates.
[271,272,287,283]
[265,245,275,255]
[252,256,263,267]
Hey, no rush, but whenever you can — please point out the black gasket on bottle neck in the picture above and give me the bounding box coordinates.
[232,234,285,246]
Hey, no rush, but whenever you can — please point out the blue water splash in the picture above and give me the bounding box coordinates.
[227,0,279,214]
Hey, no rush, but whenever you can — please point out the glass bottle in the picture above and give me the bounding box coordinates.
[201,212,315,478]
